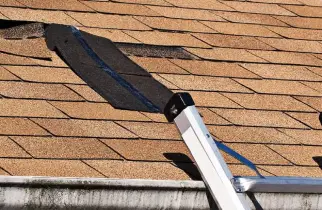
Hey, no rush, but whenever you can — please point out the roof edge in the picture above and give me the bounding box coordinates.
[1,176,322,209]
[0,175,206,189]
[0,176,212,210]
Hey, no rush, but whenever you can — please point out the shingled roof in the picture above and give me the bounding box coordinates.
[0,0,322,180]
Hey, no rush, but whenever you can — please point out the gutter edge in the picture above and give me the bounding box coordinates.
[0,175,206,190]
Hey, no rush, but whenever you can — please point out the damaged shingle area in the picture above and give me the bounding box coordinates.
[45,24,173,113]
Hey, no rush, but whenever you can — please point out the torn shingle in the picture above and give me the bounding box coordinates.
[116,43,196,59]
[0,22,44,39]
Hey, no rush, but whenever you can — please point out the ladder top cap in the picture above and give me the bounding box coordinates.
[164,92,195,122]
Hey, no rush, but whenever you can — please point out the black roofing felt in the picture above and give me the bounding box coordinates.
[45,24,173,113]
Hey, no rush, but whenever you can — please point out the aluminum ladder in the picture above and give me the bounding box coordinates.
[164,92,252,210]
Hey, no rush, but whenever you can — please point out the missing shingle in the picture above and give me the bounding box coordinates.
[0,20,45,39]
[115,43,196,60]
[45,24,173,113]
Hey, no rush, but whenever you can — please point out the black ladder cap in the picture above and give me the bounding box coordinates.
[164,92,195,122]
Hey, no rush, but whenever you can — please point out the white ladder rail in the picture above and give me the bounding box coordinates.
[164,93,251,210]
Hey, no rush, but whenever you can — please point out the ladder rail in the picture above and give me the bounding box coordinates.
[164,93,251,210]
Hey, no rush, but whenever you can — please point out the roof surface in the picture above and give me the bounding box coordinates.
[0,0,322,180]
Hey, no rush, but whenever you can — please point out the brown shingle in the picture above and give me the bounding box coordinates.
[199,108,232,125]
[50,101,150,121]
[0,7,80,25]
[82,1,158,16]
[314,54,322,60]
[18,0,93,11]
[302,82,322,95]
[212,11,288,26]
[103,139,191,161]
[295,96,322,111]
[0,136,30,158]
[0,81,84,101]
[0,159,104,177]
[297,0,322,6]
[286,112,321,129]
[193,33,274,50]
[223,1,296,16]
[34,52,69,68]
[186,48,266,62]
[282,5,322,17]
[129,57,188,74]
[235,79,322,96]
[241,63,322,81]
[160,74,253,92]
[261,165,322,177]
[33,118,137,138]
[140,112,167,123]
[148,6,225,21]
[165,0,233,10]
[229,164,270,176]
[279,129,322,145]
[247,0,302,4]
[171,60,259,78]
[0,99,67,118]
[152,73,179,90]
[0,52,36,66]
[267,26,322,41]
[4,66,85,84]
[258,37,322,53]
[189,91,241,108]
[0,12,8,20]
[268,145,322,166]
[0,0,25,7]
[112,0,171,6]
[12,136,122,159]
[212,108,307,128]
[0,168,9,175]
[85,160,190,180]
[0,38,50,59]
[201,21,280,37]
[275,16,322,30]
[248,50,322,66]
[67,12,150,30]
[222,143,290,165]
[0,118,48,136]
[0,66,19,81]
[136,16,215,33]
[79,28,140,43]
[119,121,181,140]
[223,93,314,112]
[125,31,210,48]
[65,84,106,102]
[209,125,298,144]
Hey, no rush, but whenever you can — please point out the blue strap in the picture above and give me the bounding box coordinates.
[70,26,160,113]
[215,140,264,178]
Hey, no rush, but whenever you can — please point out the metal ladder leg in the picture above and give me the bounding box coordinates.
[164,93,251,210]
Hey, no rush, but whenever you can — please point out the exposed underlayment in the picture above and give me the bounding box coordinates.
[45,24,173,112]
[0,0,322,180]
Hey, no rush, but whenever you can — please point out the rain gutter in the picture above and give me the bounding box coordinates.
[0,176,322,209]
